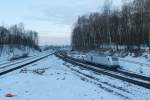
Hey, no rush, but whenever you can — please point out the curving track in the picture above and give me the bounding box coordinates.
[55,52,150,89]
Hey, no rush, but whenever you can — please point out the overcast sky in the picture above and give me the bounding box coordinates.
[0,0,122,45]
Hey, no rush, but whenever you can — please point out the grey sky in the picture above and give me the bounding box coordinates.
[0,0,122,45]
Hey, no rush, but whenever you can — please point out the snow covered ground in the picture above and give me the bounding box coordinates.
[0,46,40,63]
[68,51,150,76]
[119,57,150,76]
[0,54,149,100]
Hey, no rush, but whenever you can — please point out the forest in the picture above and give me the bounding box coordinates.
[71,0,150,52]
[0,23,40,54]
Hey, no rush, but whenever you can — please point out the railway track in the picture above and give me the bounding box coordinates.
[63,63,132,99]
[0,57,35,66]
[0,52,53,76]
[55,52,150,89]
[0,56,38,69]
[0,52,49,69]
[0,57,31,66]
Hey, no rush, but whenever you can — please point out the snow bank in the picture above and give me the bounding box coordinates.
[119,56,150,76]
[0,46,39,62]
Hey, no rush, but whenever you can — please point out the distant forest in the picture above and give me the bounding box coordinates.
[0,23,40,52]
[72,0,150,51]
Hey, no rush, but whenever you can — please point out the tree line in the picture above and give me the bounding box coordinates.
[71,0,150,51]
[0,23,40,54]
